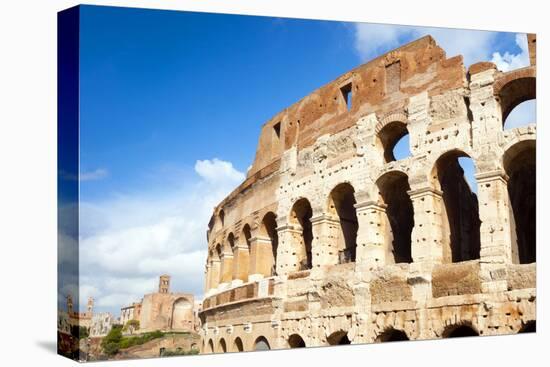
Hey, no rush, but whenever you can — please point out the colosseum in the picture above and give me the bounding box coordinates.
[198,34,536,353]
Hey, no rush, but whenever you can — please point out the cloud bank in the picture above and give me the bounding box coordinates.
[77,158,244,313]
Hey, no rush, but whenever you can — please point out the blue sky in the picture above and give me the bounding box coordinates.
[71,5,534,315]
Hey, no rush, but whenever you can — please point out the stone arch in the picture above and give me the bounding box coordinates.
[327,331,351,345]
[207,339,214,354]
[376,118,411,162]
[376,327,410,342]
[327,182,358,263]
[219,338,227,353]
[259,211,279,275]
[219,209,225,227]
[518,320,536,333]
[494,67,536,124]
[431,149,481,263]
[170,297,193,331]
[233,336,244,352]
[227,232,236,251]
[503,139,536,264]
[442,323,479,338]
[253,336,271,351]
[288,333,306,348]
[289,198,314,270]
[376,171,414,263]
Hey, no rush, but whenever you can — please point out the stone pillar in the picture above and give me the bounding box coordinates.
[204,263,211,293]
[232,243,249,284]
[209,258,221,290]
[249,235,274,279]
[310,214,339,267]
[355,200,388,267]
[276,225,303,276]
[476,170,513,293]
[408,187,447,264]
[219,249,234,286]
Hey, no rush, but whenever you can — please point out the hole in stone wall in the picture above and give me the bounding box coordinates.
[444,325,479,338]
[273,121,281,139]
[518,321,536,333]
[291,199,313,270]
[254,336,271,351]
[504,140,536,264]
[434,151,481,263]
[233,337,244,352]
[288,334,306,348]
[219,338,227,353]
[261,212,279,275]
[377,171,414,263]
[341,83,352,111]
[327,331,351,345]
[377,328,410,342]
[378,121,411,162]
[328,183,358,264]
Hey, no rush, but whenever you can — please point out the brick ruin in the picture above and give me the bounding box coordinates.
[198,35,536,353]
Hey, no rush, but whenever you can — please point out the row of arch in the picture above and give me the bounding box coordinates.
[205,320,535,353]
[207,140,535,289]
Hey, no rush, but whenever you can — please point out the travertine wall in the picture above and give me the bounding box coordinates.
[199,35,536,353]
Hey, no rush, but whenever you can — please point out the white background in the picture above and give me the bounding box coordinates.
[0,0,546,366]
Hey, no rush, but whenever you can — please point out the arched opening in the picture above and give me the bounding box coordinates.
[254,336,271,351]
[215,244,223,283]
[497,75,536,127]
[233,337,244,352]
[432,151,481,263]
[219,209,225,227]
[288,334,306,348]
[207,339,214,354]
[518,320,536,333]
[504,100,536,129]
[376,328,409,342]
[376,171,414,263]
[327,331,351,345]
[228,232,236,250]
[504,140,536,264]
[261,212,279,275]
[328,183,358,263]
[170,297,193,330]
[443,324,479,338]
[378,121,411,162]
[219,338,227,353]
[290,198,313,270]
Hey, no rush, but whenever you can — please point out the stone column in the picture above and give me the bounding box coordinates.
[204,263,211,293]
[310,214,340,267]
[209,257,221,290]
[408,187,448,264]
[276,225,303,276]
[249,235,274,280]
[232,243,250,284]
[355,200,388,267]
[219,249,234,287]
[476,170,513,293]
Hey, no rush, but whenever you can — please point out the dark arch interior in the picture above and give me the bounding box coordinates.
[445,325,479,338]
[227,233,235,251]
[327,331,351,345]
[519,321,536,333]
[378,121,411,162]
[242,224,252,249]
[499,77,536,123]
[292,199,313,270]
[288,334,306,348]
[329,183,358,263]
[219,338,227,353]
[262,212,279,275]
[234,337,244,352]
[208,339,214,353]
[435,152,481,262]
[219,209,225,227]
[377,329,409,342]
[505,142,536,264]
[254,337,271,351]
[377,172,414,263]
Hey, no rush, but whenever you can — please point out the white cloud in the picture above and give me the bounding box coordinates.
[353,23,514,68]
[195,158,245,184]
[80,168,109,181]
[491,33,530,72]
[75,158,243,315]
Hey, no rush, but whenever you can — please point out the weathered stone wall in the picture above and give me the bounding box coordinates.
[199,35,536,353]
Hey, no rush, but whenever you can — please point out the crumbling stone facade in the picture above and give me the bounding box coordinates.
[199,35,536,353]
